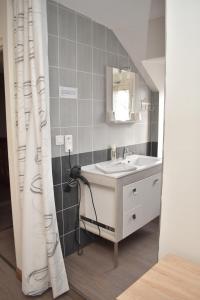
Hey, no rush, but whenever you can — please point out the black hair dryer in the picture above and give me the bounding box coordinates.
[70,166,89,185]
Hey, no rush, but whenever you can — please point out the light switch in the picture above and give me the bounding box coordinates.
[65,135,73,152]
[55,135,64,146]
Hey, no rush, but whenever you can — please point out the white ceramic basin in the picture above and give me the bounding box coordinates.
[95,160,137,174]
[95,155,161,174]
[124,155,161,167]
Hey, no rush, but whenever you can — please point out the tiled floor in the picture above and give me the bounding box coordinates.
[0,229,84,300]
[0,228,16,268]
[0,219,159,300]
[0,184,13,231]
[0,257,84,300]
[66,218,160,300]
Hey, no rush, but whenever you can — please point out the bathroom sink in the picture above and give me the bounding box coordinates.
[95,160,137,174]
[124,155,161,167]
[95,155,161,174]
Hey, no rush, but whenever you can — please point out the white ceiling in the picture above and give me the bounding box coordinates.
[58,0,165,25]
[58,0,165,90]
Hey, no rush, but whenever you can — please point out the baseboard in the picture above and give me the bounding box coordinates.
[16,267,22,281]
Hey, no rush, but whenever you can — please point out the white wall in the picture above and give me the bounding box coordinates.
[158,90,164,158]
[142,57,165,157]
[146,17,165,60]
[0,0,22,269]
[159,0,200,263]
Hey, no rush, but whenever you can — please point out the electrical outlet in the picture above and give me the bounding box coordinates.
[55,135,64,146]
[65,135,73,152]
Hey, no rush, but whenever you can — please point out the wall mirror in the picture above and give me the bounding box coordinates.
[106,67,136,124]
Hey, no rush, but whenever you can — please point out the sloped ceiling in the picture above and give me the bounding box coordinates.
[58,0,165,91]
[143,57,165,92]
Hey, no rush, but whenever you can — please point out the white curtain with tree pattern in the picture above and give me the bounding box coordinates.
[13,0,69,297]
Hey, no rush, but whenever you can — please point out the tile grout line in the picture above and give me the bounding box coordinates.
[51,96,102,101]
[48,32,129,59]
[50,116,153,128]
[52,142,152,169]
[59,227,80,239]
[49,64,105,78]
[0,253,16,271]
[57,203,79,214]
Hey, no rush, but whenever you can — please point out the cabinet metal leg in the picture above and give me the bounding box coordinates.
[114,242,118,268]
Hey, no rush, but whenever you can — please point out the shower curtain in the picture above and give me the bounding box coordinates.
[13,0,69,298]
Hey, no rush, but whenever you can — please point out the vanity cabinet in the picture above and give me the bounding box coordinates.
[122,173,161,238]
[80,160,162,266]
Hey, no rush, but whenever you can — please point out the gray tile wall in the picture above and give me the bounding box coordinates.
[47,0,158,256]
[48,0,153,159]
[150,91,159,157]
[150,91,159,143]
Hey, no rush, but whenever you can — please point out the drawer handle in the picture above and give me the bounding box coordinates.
[132,188,138,197]
[153,179,159,185]
[132,214,136,220]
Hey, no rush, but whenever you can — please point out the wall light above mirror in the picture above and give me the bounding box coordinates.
[106,67,137,124]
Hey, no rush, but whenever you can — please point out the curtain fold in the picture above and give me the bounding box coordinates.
[13,0,69,298]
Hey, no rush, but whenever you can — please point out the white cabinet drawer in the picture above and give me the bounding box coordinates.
[122,173,161,239]
[123,173,162,213]
[123,182,141,212]
[123,206,144,238]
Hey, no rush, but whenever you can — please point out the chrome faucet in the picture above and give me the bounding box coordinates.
[123,147,129,159]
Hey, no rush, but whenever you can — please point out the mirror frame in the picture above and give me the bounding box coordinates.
[106,66,137,124]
